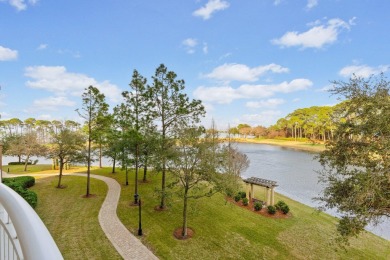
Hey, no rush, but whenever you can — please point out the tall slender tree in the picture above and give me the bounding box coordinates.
[76,86,109,197]
[122,70,152,204]
[149,64,205,209]
[318,74,390,242]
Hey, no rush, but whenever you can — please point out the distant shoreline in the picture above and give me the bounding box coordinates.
[225,137,326,153]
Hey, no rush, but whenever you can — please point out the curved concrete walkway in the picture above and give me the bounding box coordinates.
[71,173,158,260]
[2,171,158,260]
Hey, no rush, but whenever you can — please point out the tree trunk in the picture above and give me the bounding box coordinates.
[112,156,116,173]
[24,154,30,171]
[125,165,128,186]
[143,158,147,182]
[99,142,102,168]
[57,159,64,188]
[86,136,91,196]
[181,187,189,238]
[134,143,139,204]
[160,162,166,209]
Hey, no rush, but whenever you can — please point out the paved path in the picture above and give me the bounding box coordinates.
[2,171,159,260]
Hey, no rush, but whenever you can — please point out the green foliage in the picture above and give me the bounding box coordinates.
[8,161,32,165]
[267,205,276,214]
[254,201,262,211]
[234,194,241,202]
[238,191,246,198]
[275,200,286,210]
[3,176,37,208]
[318,74,390,240]
[242,197,249,206]
[280,204,290,214]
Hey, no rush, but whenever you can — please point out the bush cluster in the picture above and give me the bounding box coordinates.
[8,161,32,165]
[254,201,262,211]
[233,191,246,202]
[242,197,249,206]
[275,200,290,214]
[3,176,37,208]
[267,205,276,215]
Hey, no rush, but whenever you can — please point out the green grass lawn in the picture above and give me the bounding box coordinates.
[89,167,389,260]
[4,164,53,174]
[30,175,122,260]
[28,167,390,259]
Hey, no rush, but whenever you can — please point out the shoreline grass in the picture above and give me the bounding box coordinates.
[230,137,326,153]
[18,166,389,259]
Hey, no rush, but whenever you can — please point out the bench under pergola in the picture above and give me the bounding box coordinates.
[243,177,278,206]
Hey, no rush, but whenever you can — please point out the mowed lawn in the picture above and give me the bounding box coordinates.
[30,175,122,260]
[29,167,389,259]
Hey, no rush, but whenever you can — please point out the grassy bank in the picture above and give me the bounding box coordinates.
[4,164,90,176]
[231,138,326,153]
[30,175,122,259]
[24,168,389,259]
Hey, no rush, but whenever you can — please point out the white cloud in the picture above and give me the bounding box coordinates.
[0,0,38,11]
[182,38,198,54]
[339,64,389,78]
[205,63,289,82]
[306,0,318,9]
[37,44,48,50]
[32,96,75,111]
[241,110,282,127]
[246,98,285,108]
[272,18,353,49]
[24,66,123,102]
[182,38,198,48]
[0,46,18,61]
[203,42,208,54]
[193,0,230,20]
[193,79,312,104]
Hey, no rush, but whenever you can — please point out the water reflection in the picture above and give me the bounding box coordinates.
[235,142,389,240]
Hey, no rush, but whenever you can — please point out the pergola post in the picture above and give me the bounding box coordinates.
[250,184,254,202]
[271,187,275,206]
[245,183,250,200]
[266,187,271,206]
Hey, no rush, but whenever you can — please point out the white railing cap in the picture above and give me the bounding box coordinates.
[0,183,63,260]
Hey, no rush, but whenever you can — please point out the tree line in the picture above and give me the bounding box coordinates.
[0,64,249,239]
[229,104,349,142]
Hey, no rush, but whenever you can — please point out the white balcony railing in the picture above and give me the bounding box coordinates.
[0,183,63,260]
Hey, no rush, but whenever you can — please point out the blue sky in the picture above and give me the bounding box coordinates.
[0,0,389,128]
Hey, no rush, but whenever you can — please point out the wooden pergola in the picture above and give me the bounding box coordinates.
[243,177,278,206]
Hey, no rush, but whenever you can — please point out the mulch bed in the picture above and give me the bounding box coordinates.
[81,194,97,199]
[226,197,291,219]
[173,227,194,240]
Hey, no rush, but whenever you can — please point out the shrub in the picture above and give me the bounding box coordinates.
[254,201,262,211]
[225,188,234,198]
[275,200,286,210]
[8,161,32,165]
[280,204,290,214]
[234,194,241,202]
[238,191,246,199]
[3,176,37,208]
[3,176,35,188]
[242,198,249,206]
[267,205,276,215]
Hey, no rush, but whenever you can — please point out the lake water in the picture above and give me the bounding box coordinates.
[2,146,389,240]
[235,142,389,240]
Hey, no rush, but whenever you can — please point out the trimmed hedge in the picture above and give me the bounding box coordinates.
[3,176,37,208]
[275,200,290,214]
[8,161,32,165]
[267,205,276,215]
[254,201,262,211]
